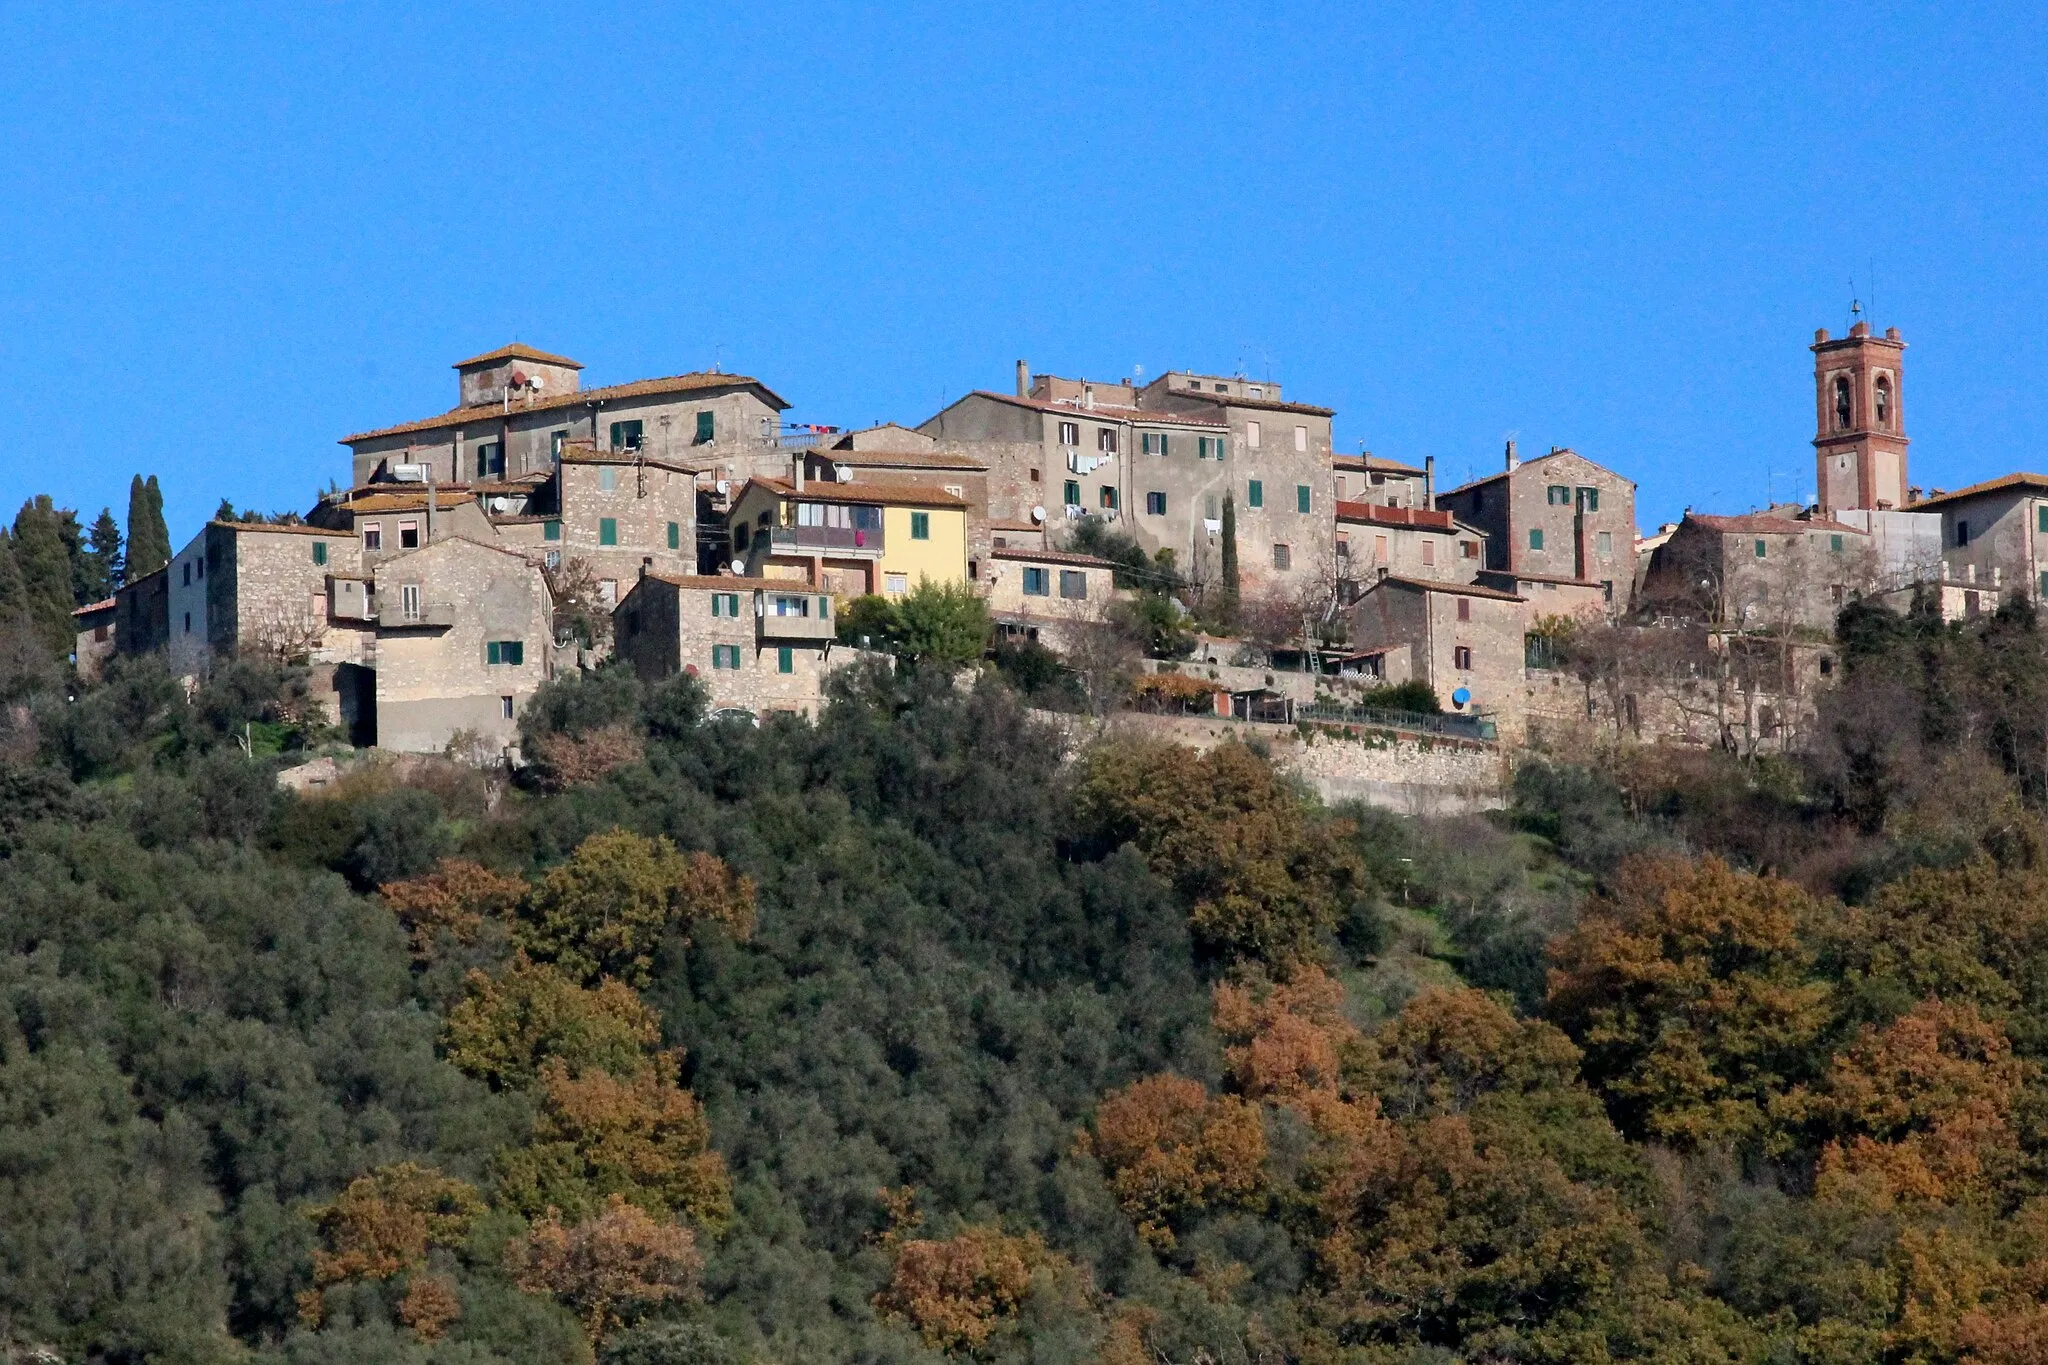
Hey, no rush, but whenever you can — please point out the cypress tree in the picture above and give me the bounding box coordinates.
[85,508,123,596]
[0,531,26,628]
[13,496,79,656]
[126,474,170,578]
[1215,494,1241,633]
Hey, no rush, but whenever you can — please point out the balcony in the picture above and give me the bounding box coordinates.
[377,602,456,628]
[757,604,838,643]
[766,525,883,557]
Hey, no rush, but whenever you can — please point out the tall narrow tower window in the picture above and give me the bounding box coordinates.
[1834,376,1853,430]
[1874,376,1891,429]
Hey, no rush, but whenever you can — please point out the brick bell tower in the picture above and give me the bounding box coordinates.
[1813,320,1908,511]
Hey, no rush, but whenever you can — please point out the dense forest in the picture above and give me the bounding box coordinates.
[10,550,2048,1362]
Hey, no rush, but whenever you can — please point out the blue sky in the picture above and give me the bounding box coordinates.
[2,2,2042,544]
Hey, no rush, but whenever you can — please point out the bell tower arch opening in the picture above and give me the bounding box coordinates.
[1813,321,1908,512]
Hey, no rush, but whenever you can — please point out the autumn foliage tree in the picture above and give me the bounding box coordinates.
[443,954,663,1090]
[507,1194,704,1344]
[874,1225,1062,1353]
[297,1163,485,1330]
[1081,1074,1266,1248]
[379,857,527,959]
[518,829,756,986]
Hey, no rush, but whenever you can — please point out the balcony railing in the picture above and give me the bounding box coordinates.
[1293,701,1497,743]
[376,602,456,628]
[767,525,883,556]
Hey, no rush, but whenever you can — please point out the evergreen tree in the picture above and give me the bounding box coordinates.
[13,496,79,656]
[0,531,26,627]
[1214,494,1241,632]
[214,498,237,523]
[85,508,123,596]
[125,474,170,579]
[54,506,89,607]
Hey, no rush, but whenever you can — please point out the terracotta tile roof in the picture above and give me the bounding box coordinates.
[1156,388,1336,418]
[1436,448,1637,500]
[963,391,1227,428]
[1481,569,1605,588]
[558,448,704,476]
[740,477,969,509]
[990,519,1047,532]
[1909,472,2048,509]
[1334,453,1427,475]
[1335,499,1454,531]
[817,448,988,470]
[334,491,478,513]
[991,547,1117,568]
[207,520,342,537]
[72,597,116,617]
[453,343,583,370]
[1364,573,1526,602]
[342,371,790,443]
[640,572,762,591]
[373,534,537,568]
[1688,512,1867,536]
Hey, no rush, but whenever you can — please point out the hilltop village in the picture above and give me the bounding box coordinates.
[76,321,2018,761]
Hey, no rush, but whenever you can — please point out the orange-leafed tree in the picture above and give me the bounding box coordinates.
[379,857,527,959]
[1072,738,1362,967]
[443,954,662,1090]
[297,1163,484,1327]
[1080,1074,1266,1248]
[874,1225,1061,1353]
[518,829,756,986]
[493,1054,731,1230]
[395,1273,464,1342]
[507,1194,703,1345]
[1546,854,1835,1149]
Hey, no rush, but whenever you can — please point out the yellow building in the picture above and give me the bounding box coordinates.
[725,477,969,599]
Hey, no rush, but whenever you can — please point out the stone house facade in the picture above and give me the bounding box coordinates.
[796,426,991,566]
[1433,445,1636,610]
[305,488,497,572]
[1348,574,1531,740]
[72,598,117,680]
[342,343,792,488]
[983,548,1119,653]
[1911,473,2048,602]
[125,521,368,674]
[367,537,553,754]
[1333,453,1433,510]
[1335,500,1484,589]
[547,449,702,602]
[725,478,969,600]
[1637,511,1878,633]
[614,573,837,719]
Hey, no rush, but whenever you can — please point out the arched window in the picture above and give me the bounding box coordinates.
[1834,376,1853,430]
[1874,375,1891,428]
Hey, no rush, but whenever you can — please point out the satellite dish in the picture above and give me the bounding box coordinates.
[1031,505,1046,523]
[729,561,746,575]
[530,375,544,391]
[1451,687,1471,708]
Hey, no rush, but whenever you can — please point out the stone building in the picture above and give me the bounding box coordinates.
[72,598,117,680]
[614,573,838,719]
[795,427,991,566]
[1475,570,1611,622]
[305,486,497,570]
[1335,500,1483,589]
[1813,322,1909,512]
[917,364,1337,597]
[1347,573,1531,739]
[983,547,1120,653]
[1333,453,1433,509]
[1433,443,1637,610]
[1909,473,2048,602]
[366,537,553,754]
[341,343,793,488]
[125,520,367,673]
[1637,511,1877,632]
[725,477,969,599]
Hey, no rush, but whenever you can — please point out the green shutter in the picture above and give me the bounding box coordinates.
[486,641,501,665]
[544,520,560,541]
[696,411,715,443]
[911,512,930,540]
[600,518,618,546]
[2038,506,2047,534]
[1248,480,1262,508]
[1297,485,1311,514]
[667,521,680,550]
[1755,540,1768,558]
[778,646,793,674]
[312,541,327,566]
[1529,528,1544,551]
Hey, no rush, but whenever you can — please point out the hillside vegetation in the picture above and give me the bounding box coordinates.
[6,592,2048,1363]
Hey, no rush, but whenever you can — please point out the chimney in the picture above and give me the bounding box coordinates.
[1424,455,1435,505]
[1015,360,1029,398]
[1082,385,1095,411]
[1504,439,1519,472]
[793,451,805,493]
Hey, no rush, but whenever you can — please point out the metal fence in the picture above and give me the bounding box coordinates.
[1293,702,1496,742]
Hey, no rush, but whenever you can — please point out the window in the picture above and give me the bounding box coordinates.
[475,442,503,478]
[1421,540,1435,567]
[600,518,618,546]
[819,595,831,619]
[610,419,643,450]
[401,583,422,620]
[1272,543,1291,571]
[2039,571,2048,597]
[551,430,567,458]
[1198,437,1219,459]
[399,520,419,549]
[544,520,560,541]
[711,592,742,617]
[545,549,561,569]
[2039,506,2048,534]
[1453,645,1473,670]
[1375,535,1389,564]
[1098,428,1118,453]
[667,521,680,550]
[501,696,515,719]
[1145,491,1166,515]
[1293,425,1307,452]
[1054,570,1086,600]
[1957,520,1971,547]
[1058,421,1080,446]
[312,541,328,566]
[771,595,808,617]
[1548,485,1571,505]
[1835,376,1852,430]
[363,524,382,551]
[1461,540,1479,559]
[1830,534,1845,552]
[1336,536,1350,558]
[1142,432,1167,456]
[1029,468,1040,482]
[1205,494,1219,520]
[712,644,742,670]
[1528,528,1544,551]
[1457,597,1470,621]
[1099,486,1117,510]
[182,562,191,586]
[1335,475,1348,499]
[599,466,619,492]
[1246,420,1262,449]
[1296,485,1311,514]
[183,612,191,633]
[1248,480,1263,508]
[777,646,794,674]
[1596,531,1612,554]
[885,573,908,594]
[485,640,525,666]
[695,410,714,444]
[1874,376,1891,428]
[1063,480,1080,507]
[1754,539,1768,559]
[910,512,930,539]
[1023,566,1050,596]
[1578,487,1600,512]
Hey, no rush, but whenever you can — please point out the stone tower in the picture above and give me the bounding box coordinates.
[1812,321,1908,511]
